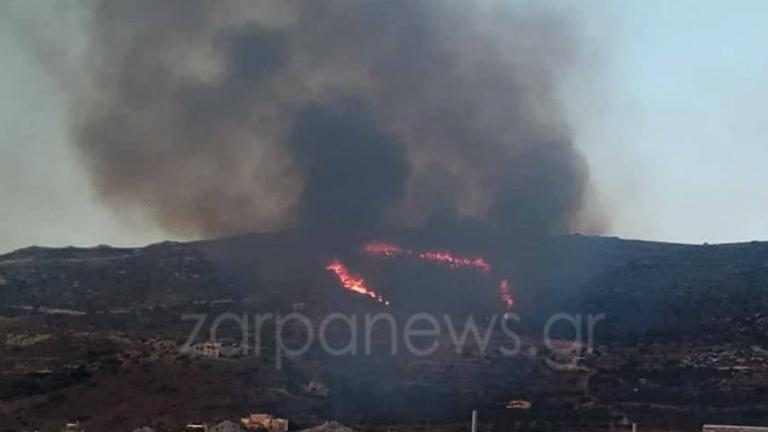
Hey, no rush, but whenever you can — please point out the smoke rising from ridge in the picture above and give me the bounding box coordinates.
[72,0,598,239]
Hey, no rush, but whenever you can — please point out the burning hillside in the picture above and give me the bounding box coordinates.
[24,0,601,326]
[325,241,514,310]
[4,234,768,431]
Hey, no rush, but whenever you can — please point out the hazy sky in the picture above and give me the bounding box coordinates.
[1,0,767,252]
[576,0,768,245]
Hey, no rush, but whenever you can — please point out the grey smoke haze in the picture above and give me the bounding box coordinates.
[73,0,597,239]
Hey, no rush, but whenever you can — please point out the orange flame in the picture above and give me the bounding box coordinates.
[417,251,491,272]
[363,242,404,257]
[364,242,492,272]
[326,259,389,305]
[357,241,515,309]
[499,278,514,309]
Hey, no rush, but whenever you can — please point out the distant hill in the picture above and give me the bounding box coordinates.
[3,232,768,430]
[2,232,768,339]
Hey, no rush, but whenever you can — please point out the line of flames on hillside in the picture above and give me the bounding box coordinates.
[325,241,514,309]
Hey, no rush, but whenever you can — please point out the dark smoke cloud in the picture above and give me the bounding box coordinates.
[291,98,409,233]
[71,0,598,239]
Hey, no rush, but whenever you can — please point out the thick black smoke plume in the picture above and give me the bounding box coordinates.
[73,0,597,239]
